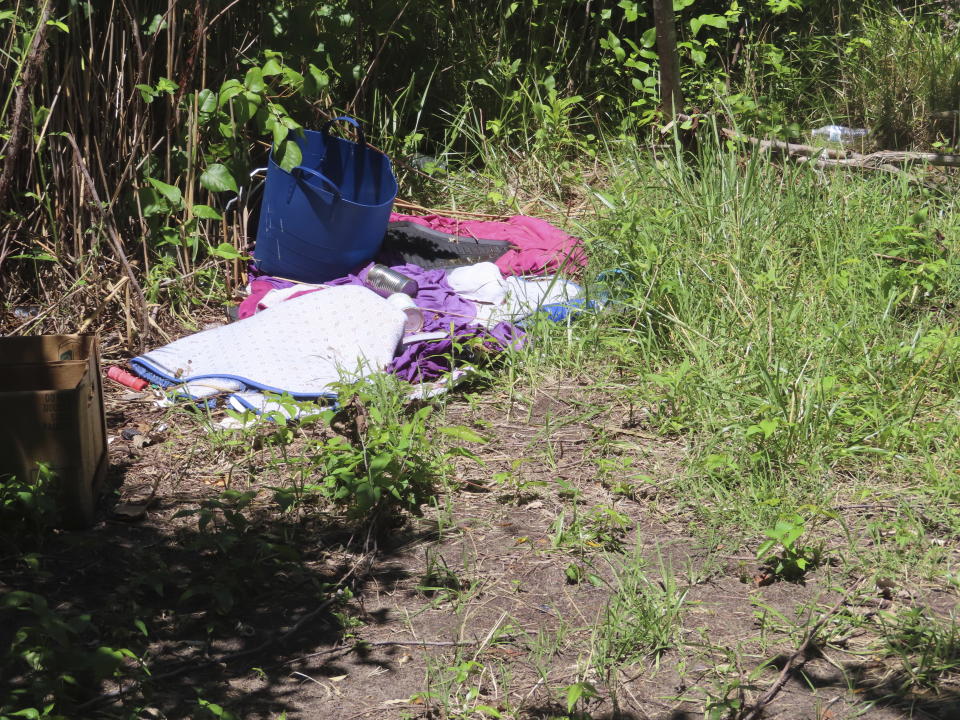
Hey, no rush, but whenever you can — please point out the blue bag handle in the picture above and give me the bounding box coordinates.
[322,115,366,147]
[290,165,342,201]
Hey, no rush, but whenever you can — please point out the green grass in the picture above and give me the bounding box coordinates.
[7,77,960,716]
[839,8,960,149]
[491,130,960,554]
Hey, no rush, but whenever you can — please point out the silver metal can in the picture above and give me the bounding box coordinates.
[363,264,419,297]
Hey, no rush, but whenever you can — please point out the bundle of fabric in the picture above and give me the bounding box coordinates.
[132,263,580,409]
[387,213,588,277]
[130,213,588,411]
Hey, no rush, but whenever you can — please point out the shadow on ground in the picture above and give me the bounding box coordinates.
[764,647,960,720]
[0,473,438,719]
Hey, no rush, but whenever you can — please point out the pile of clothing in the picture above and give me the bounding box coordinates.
[129,213,588,413]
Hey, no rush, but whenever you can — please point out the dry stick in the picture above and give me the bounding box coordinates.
[78,275,130,333]
[856,150,960,168]
[874,253,922,265]
[719,127,850,159]
[279,638,483,668]
[65,133,150,351]
[393,198,509,220]
[76,595,340,711]
[738,588,858,720]
[722,128,960,170]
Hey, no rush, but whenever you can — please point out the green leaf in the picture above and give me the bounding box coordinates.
[767,0,801,13]
[618,0,640,22]
[218,79,244,104]
[147,177,182,206]
[756,538,776,559]
[438,425,488,443]
[369,453,393,474]
[191,204,222,220]
[261,58,282,76]
[135,84,157,103]
[275,137,302,173]
[199,163,238,193]
[156,76,178,95]
[565,682,598,712]
[272,121,289,147]
[10,708,41,718]
[11,252,59,262]
[46,19,69,33]
[210,242,243,260]
[699,13,728,29]
[304,64,330,99]
[281,66,304,88]
[244,67,265,93]
[197,88,217,115]
[473,706,502,718]
[134,619,148,636]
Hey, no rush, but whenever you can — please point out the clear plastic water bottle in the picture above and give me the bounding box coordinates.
[811,125,869,149]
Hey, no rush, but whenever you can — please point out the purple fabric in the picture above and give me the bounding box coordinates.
[239,263,477,323]
[238,262,524,383]
[388,321,524,383]
[326,263,478,329]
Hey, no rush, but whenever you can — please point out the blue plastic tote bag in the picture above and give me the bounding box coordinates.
[253,116,398,283]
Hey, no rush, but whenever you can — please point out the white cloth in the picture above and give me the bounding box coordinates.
[446,262,581,326]
[132,285,406,398]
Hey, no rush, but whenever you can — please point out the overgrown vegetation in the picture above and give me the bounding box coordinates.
[3,1,960,337]
[3,0,960,718]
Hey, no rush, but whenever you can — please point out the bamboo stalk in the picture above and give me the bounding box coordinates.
[65,132,150,350]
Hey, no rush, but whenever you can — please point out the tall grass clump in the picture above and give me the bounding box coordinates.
[583,131,960,530]
[839,8,960,149]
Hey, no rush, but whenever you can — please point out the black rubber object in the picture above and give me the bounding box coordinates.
[376,221,512,269]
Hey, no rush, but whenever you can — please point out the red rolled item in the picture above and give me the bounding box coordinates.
[107,366,149,391]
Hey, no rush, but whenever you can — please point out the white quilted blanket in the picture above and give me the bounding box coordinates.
[132,285,406,400]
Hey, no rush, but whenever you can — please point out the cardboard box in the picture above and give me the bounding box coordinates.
[0,335,108,529]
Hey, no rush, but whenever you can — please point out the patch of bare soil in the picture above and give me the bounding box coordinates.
[3,378,959,720]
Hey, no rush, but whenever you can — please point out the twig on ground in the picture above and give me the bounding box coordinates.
[874,253,923,265]
[277,638,482,669]
[738,587,859,720]
[720,127,955,191]
[363,639,480,648]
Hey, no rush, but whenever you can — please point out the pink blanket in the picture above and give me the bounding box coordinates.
[389,213,587,277]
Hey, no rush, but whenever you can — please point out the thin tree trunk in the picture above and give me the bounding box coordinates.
[652,0,683,121]
[0,1,53,212]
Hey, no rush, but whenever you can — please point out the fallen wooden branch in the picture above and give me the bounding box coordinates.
[737,587,858,720]
[720,128,850,159]
[859,150,960,168]
[722,127,960,170]
[795,154,911,180]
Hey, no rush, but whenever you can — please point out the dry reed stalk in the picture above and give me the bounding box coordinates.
[393,198,510,219]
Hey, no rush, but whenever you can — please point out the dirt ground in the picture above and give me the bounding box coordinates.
[3,371,959,720]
